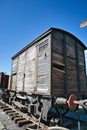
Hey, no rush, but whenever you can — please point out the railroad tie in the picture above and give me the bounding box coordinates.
[3,107,12,111]
[14,116,25,123]
[0,100,48,129]
[17,119,30,127]
[11,115,21,120]
[8,112,17,116]
[5,110,16,114]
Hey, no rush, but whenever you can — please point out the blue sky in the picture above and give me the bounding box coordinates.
[0,0,87,74]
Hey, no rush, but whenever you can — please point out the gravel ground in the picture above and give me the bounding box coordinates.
[0,109,24,130]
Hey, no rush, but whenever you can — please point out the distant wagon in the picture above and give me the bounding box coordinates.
[0,72,9,89]
[11,27,87,98]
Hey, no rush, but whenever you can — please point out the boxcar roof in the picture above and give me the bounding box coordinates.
[12,27,87,59]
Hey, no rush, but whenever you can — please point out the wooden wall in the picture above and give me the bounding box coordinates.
[11,35,51,95]
[11,57,18,90]
[51,31,65,95]
[51,30,87,97]
[11,46,37,92]
[37,35,51,95]
[77,43,86,93]
[24,45,37,92]
[66,35,77,94]
[16,51,26,91]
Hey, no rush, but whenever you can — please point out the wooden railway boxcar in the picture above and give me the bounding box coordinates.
[11,28,87,98]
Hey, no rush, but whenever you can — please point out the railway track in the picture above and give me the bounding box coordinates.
[0,100,69,130]
[0,100,47,130]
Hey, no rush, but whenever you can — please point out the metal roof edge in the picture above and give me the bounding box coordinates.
[51,27,86,49]
[12,27,86,59]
